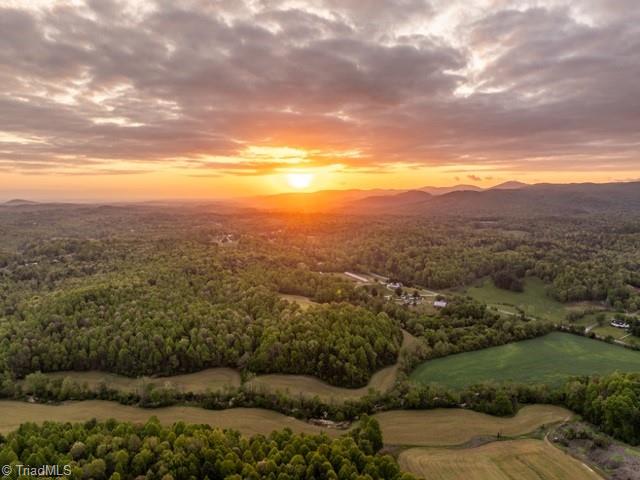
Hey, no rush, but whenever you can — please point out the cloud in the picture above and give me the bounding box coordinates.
[467,174,482,181]
[0,0,639,177]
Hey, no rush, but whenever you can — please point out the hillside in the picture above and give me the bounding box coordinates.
[419,184,484,195]
[3,199,39,206]
[349,181,640,216]
[489,180,529,190]
[241,188,401,212]
[242,183,499,212]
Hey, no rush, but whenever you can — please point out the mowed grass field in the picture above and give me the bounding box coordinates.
[245,364,398,402]
[375,405,571,446]
[466,277,568,321]
[0,400,335,438]
[410,332,640,388]
[35,368,242,394]
[398,439,601,480]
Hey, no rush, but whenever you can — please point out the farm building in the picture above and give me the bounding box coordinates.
[344,271,370,282]
[433,300,448,308]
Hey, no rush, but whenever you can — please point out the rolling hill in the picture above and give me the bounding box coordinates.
[348,181,640,216]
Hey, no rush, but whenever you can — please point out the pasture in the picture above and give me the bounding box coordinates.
[410,332,640,388]
[398,439,601,480]
[466,277,568,321]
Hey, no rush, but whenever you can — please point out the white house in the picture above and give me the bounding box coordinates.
[433,300,448,308]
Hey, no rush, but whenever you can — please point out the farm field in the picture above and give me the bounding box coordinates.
[375,404,571,446]
[0,400,335,438]
[466,277,568,321]
[398,439,601,480]
[245,364,397,402]
[0,400,569,447]
[31,368,242,394]
[410,332,640,388]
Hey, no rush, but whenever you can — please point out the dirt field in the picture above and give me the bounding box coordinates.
[374,405,572,446]
[0,400,336,438]
[37,368,242,394]
[399,439,602,480]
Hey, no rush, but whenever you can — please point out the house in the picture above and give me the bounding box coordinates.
[386,282,402,290]
[611,319,630,329]
[433,300,448,308]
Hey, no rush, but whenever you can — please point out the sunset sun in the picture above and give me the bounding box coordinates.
[286,172,314,189]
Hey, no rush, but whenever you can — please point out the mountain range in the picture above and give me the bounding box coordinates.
[242,180,640,216]
[241,182,526,212]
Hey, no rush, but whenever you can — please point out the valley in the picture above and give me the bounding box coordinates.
[1,199,640,479]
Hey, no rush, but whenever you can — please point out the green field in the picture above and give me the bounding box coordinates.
[466,277,568,322]
[410,332,640,388]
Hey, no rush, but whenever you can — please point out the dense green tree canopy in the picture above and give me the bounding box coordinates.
[0,417,414,480]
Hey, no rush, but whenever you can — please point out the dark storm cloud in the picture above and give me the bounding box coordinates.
[0,0,638,175]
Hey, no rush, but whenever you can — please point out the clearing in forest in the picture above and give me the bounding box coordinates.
[278,293,318,309]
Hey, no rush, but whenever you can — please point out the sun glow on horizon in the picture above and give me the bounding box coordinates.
[286,172,314,189]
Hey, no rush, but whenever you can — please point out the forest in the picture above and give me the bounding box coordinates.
[1,203,640,451]
[0,415,414,480]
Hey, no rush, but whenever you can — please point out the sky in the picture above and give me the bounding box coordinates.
[1,0,639,200]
